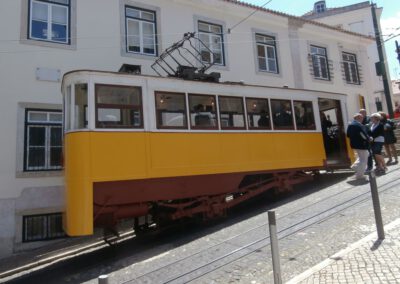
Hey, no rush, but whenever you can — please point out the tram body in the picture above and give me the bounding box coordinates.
[62,70,353,236]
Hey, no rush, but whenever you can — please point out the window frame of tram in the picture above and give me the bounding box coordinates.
[24,109,63,172]
[125,6,157,56]
[155,92,188,129]
[246,97,272,130]
[293,100,316,130]
[95,84,143,129]
[23,212,65,242]
[270,99,295,130]
[218,96,246,130]
[28,0,71,44]
[188,94,219,130]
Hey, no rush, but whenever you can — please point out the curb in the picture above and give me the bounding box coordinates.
[286,217,400,284]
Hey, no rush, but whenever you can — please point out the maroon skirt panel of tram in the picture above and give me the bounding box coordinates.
[93,172,246,206]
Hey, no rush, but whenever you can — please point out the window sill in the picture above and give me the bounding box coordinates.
[20,39,76,50]
[16,170,64,179]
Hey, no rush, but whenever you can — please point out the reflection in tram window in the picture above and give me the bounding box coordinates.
[246,98,271,129]
[271,99,294,130]
[155,92,187,129]
[293,101,316,130]
[74,84,88,129]
[219,96,245,129]
[95,84,142,128]
[188,94,218,129]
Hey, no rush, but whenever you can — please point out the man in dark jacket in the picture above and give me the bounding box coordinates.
[347,113,370,180]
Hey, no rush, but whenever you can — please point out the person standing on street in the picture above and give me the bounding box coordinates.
[347,113,370,180]
[369,113,386,174]
[379,111,398,165]
[360,108,373,172]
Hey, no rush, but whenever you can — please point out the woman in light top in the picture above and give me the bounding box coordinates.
[369,113,386,174]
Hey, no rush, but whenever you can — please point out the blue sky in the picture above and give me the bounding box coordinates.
[242,0,400,80]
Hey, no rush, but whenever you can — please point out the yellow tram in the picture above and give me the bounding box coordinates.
[62,70,354,236]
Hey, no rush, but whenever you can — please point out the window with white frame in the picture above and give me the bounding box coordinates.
[29,0,70,44]
[256,34,278,73]
[198,21,224,65]
[310,45,330,80]
[25,110,63,171]
[125,6,157,56]
[342,52,360,85]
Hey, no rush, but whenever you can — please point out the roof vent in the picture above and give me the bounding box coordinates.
[314,1,326,13]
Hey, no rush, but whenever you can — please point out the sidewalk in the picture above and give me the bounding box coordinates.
[287,218,400,284]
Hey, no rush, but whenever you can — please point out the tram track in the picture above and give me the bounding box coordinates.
[124,175,400,284]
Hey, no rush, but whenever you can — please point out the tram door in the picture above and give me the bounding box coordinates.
[318,98,350,167]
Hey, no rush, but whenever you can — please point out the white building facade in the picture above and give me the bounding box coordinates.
[303,0,394,115]
[0,0,380,257]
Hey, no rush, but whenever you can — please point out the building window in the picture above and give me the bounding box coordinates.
[293,101,316,130]
[25,109,62,171]
[95,84,143,129]
[23,213,65,242]
[310,45,330,80]
[155,92,187,129]
[246,98,271,129]
[125,6,157,56]
[198,21,224,65]
[219,96,245,129]
[314,1,326,13]
[271,99,294,130]
[256,34,278,73]
[342,52,360,85]
[29,0,70,44]
[189,94,218,130]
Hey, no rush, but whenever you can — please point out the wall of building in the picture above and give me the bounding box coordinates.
[0,0,376,257]
[305,5,394,115]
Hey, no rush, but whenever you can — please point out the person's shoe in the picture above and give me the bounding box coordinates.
[386,160,393,165]
[394,160,399,164]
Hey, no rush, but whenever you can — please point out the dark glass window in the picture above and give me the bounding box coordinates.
[246,98,271,129]
[219,96,245,129]
[311,45,330,80]
[342,52,360,85]
[125,6,157,55]
[25,110,62,171]
[95,85,143,129]
[23,213,65,242]
[271,99,294,130]
[294,101,316,130]
[188,94,218,130]
[29,0,70,44]
[155,92,187,129]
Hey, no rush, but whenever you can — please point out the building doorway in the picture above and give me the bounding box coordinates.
[318,98,350,167]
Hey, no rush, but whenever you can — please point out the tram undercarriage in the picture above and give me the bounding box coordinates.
[93,170,314,238]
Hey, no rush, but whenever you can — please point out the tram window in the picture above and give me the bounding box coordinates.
[155,92,187,129]
[188,94,218,129]
[294,101,316,130]
[271,99,294,130]
[95,84,142,129]
[74,84,88,129]
[246,98,271,129]
[218,96,245,129]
